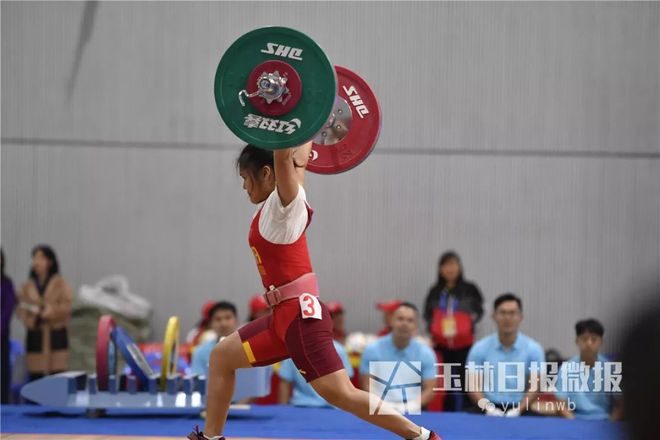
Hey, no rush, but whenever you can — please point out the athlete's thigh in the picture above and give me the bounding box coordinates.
[284,301,344,382]
[238,312,289,366]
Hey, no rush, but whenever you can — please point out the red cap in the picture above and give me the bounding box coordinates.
[326,300,344,314]
[376,299,403,313]
[200,301,216,321]
[249,294,269,315]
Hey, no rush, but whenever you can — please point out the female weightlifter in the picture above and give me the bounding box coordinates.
[188,143,440,440]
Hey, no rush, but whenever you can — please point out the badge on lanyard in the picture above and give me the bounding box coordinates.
[441,316,457,338]
[439,290,457,338]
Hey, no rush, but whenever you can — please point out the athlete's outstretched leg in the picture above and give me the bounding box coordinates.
[311,369,433,439]
[203,332,252,437]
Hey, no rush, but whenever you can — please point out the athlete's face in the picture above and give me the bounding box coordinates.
[240,166,275,204]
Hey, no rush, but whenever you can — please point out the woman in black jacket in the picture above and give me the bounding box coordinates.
[423,251,483,411]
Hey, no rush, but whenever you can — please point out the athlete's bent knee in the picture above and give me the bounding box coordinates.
[210,337,235,371]
[314,379,354,408]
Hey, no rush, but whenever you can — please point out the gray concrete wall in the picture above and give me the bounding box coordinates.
[2,1,659,357]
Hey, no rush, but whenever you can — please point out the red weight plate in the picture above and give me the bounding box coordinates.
[308,66,381,174]
[246,60,302,117]
[96,315,116,391]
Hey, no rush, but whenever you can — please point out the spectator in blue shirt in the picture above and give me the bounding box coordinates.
[191,301,239,376]
[359,302,437,409]
[277,340,353,407]
[555,319,622,420]
[467,293,545,416]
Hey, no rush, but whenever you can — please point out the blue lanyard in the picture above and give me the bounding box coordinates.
[438,289,456,313]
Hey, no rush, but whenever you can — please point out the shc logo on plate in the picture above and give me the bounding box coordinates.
[261,43,303,61]
[342,85,369,119]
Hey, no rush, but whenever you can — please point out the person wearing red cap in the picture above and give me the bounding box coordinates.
[326,300,346,344]
[186,300,219,350]
[376,299,403,336]
[188,144,440,440]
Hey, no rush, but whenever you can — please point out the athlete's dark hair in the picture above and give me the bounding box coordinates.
[236,143,305,178]
[236,144,274,177]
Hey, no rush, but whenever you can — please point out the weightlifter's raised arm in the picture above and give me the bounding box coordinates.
[274,141,312,206]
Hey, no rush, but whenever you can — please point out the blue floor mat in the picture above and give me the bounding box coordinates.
[0,404,623,440]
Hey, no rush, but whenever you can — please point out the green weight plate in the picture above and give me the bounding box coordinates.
[215,27,337,150]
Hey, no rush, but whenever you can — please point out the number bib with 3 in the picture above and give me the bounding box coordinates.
[299,293,322,320]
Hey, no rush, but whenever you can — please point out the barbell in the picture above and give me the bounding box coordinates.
[214,26,381,174]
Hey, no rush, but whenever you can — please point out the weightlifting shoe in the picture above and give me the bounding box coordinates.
[407,431,442,440]
[187,425,224,440]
